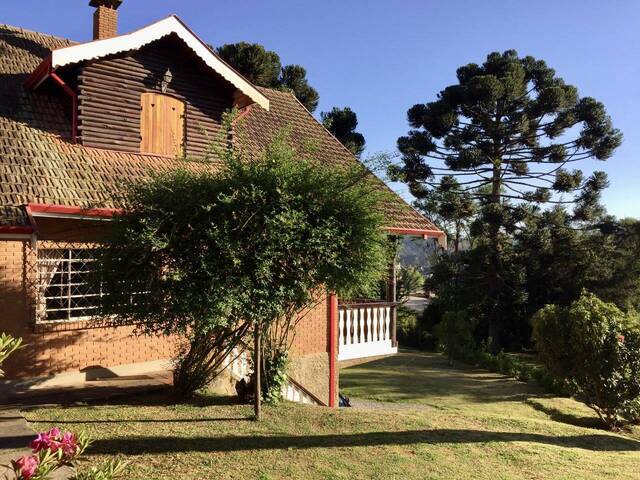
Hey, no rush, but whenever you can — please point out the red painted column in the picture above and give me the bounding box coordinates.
[328,292,338,408]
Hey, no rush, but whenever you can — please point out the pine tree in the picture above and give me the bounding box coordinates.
[321,107,366,156]
[393,50,622,350]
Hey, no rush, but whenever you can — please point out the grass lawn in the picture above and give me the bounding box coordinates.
[23,350,640,479]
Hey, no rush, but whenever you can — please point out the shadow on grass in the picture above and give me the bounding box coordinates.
[525,399,602,430]
[30,417,250,424]
[89,428,640,454]
[22,391,240,411]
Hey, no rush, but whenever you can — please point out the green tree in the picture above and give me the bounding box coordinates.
[216,42,281,87]
[396,265,425,302]
[279,65,319,113]
[414,175,476,252]
[393,50,622,350]
[217,43,320,112]
[96,116,389,417]
[321,107,366,157]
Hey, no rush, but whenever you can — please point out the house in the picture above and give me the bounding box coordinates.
[0,0,444,406]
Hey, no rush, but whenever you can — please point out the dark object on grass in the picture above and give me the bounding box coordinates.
[235,377,255,404]
[339,393,351,407]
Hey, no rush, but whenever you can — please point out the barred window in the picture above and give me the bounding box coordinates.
[36,248,101,322]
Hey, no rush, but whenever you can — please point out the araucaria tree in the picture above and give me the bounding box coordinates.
[216,42,320,112]
[96,116,388,416]
[394,50,622,349]
[321,107,366,157]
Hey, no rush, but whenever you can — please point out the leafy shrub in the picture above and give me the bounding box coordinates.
[396,306,419,347]
[433,310,477,358]
[396,306,439,350]
[532,292,640,429]
[0,333,22,377]
[396,266,425,302]
[262,349,288,405]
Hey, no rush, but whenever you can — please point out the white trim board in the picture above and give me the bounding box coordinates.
[50,15,269,111]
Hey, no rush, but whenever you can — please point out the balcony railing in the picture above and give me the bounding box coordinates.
[337,300,398,361]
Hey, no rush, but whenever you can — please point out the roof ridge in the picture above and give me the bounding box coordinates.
[0,23,77,45]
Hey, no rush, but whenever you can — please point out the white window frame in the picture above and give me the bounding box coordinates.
[36,247,102,323]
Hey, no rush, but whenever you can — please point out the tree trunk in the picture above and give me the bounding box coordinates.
[488,159,502,353]
[253,325,262,421]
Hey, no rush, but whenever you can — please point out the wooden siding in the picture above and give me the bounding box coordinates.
[77,34,235,156]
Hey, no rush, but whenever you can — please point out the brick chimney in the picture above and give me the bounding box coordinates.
[89,0,122,40]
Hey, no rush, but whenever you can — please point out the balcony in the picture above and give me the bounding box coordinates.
[337,300,398,361]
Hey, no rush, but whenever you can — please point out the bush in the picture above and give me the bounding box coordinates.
[433,310,477,358]
[532,292,640,429]
[396,266,425,302]
[396,306,439,350]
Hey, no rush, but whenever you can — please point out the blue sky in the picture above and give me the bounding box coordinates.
[2,0,638,218]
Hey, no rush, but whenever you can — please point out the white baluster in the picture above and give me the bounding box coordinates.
[372,307,380,343]
[366,308,373,343]
[338,309,345,347]
[346,308,352,344]
[384,306,391,341]
[359,308,365,343]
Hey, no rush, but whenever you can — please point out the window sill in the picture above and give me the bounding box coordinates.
[33,318,112,333]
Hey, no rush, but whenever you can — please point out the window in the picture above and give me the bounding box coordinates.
[140,92,185,156]
[37,248,101,322]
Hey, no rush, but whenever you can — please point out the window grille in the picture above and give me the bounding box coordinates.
[36,248,101,322]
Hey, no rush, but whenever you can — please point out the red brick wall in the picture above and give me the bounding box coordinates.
[0,238,179,378]
[290,295,329,356]
[0,219,331,379]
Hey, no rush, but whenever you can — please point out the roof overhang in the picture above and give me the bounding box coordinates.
[25,15,269,110]
[384,227,444,239]
[27,203,121,221]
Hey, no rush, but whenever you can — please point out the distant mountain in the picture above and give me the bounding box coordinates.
[398,237,439,275]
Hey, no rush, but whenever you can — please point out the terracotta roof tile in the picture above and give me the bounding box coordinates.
[0,24,440,234]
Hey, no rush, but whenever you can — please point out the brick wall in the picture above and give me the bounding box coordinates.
[0,238,179,379]
[290,294,329,356]
[0,219,331,380]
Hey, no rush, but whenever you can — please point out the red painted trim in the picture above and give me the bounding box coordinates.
[328,292,338,408]
[49,72,78,144]
[24,57,52,90]
[384,227,445,239]
[0,225,34,234]
[27,203,122,218]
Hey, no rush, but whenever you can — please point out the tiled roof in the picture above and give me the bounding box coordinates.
[0,24,439,234]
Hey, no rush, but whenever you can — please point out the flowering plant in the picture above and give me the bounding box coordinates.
[5,428,126,480]
[0,333,22,377]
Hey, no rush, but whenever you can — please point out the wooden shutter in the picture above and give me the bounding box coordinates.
[140,92,185,156]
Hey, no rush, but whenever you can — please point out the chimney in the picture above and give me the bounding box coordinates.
[90,0,122,40]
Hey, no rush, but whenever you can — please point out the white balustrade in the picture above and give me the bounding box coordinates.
[337,302,398,361]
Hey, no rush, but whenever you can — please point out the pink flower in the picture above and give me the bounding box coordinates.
[60,431,79,457]
[30,427,63,453]
[12,455,39,480]
[30,431,53,453]
[618,334,625,344]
